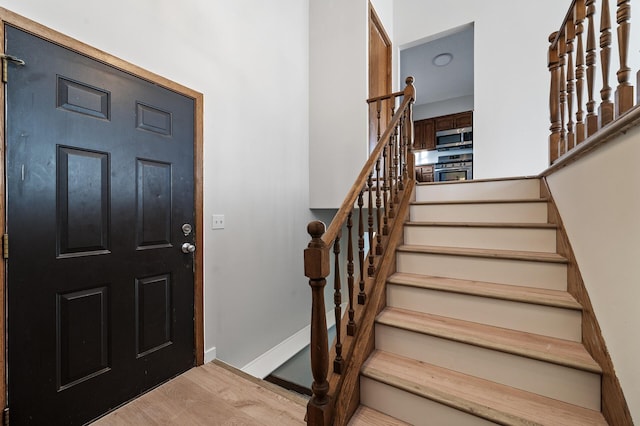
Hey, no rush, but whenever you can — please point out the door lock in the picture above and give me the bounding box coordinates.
[181,243,196,254]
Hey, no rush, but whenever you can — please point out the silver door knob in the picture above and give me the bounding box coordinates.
[181,243,196,253]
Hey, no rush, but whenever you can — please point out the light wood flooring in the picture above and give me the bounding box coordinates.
[92,361,307,426]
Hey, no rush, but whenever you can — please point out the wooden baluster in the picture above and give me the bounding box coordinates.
[586,0,599,135]
[566,14,576,151]
[332,231,343,374]
[387,102,396,219]
[357,191,366,305]
[382,142,389,235]
[367,172,375,277]
[376,99,382,143]
[615,0,633,116]
[346,212,356,336]
[304,221,330,426]
[575,1,587,144]
[392,107,400,206]
[599,0,614,127]
[375,156,383,255]
[397,112,405,191]
[559,34,568,156]
[549,32,562,164]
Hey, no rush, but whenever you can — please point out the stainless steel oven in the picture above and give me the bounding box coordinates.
[434,153,473,182]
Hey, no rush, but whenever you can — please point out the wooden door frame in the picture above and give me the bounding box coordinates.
[0,7,205,412]
[368,1,392,152]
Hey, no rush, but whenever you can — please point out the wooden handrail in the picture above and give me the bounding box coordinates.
[548,0,635,164]
[322,81,415,246]
[305,76,415,426]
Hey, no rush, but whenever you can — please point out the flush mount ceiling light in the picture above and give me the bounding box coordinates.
[432,53,453,67]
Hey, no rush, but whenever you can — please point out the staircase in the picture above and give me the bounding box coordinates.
[348,177,608,425]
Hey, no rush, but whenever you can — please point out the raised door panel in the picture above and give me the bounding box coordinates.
[435,115,455,131]
[455,111,473,128]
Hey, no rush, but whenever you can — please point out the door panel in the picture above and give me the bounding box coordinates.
[5,25,195,424]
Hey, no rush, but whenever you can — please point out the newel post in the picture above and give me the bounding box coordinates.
[404,76,416,180]
[304,221,332,426]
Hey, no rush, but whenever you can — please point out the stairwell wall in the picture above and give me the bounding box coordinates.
[547,126,640,424]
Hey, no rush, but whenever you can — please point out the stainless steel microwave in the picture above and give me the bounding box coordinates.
[435,126,473,150]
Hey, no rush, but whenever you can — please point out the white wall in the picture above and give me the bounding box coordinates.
[2,0,315,369]
[309,0,369,208]
[413,95,474,121]
[547,128,640,423]
[394,0,568,178]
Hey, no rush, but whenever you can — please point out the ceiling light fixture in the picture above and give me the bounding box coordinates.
[432,53,453,67]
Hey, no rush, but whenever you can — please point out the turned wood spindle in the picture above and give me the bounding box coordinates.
[566,14,576,151]
[599,0,614,127]
[346,212,356,336]
[382,143,389,236]
[585,0,599,135]
[332,231,343,374]
[375,157,383,255]
[615,0,633,116]
[549,32,562,164]
[304,221,330,425]
[398,113,405,191]
[388,102,396,219]
[367,172,375,277]
[559,34,568,156]
[392,123,400,205]
[575,1,587,144]
[357,190,366,305]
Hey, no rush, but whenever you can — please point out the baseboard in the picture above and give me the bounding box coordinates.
[241,307,340,379]
[204,346,217,364]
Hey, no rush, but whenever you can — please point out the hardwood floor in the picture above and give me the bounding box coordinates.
[92,361,307,426]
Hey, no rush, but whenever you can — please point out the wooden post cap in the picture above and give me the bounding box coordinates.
[305,221,330,279]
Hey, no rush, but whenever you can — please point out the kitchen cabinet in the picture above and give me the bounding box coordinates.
[416,164,434,182]
[435,111,473,131]
[413,118,435,150]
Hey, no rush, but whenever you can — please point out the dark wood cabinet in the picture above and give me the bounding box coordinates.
[413,118,435,150]
[416,164,434,182]
[414,110,472,151]
[435,111,473,131]
[455,111,473,128]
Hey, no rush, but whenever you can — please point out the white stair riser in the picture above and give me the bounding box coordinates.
[416,179,540,202]
[360,377,495,426]
[375,325,600,410]
[404,226,557,253]
[387,285,582,341]
[410,202,548,223]
[397,252,567,290]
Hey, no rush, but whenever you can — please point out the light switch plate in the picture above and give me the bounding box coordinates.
[212,214,225,230]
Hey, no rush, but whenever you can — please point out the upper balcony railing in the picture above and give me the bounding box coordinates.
[548,0,637,164]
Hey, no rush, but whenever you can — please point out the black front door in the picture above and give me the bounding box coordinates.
[5,26,196,424]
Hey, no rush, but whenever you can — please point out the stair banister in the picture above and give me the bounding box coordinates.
[304,77,415,426]
[548,0,638,165]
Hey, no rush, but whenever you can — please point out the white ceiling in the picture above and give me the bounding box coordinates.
[400,25,474,107]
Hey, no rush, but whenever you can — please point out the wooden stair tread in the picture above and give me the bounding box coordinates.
[348,406,411,426]
[377,307,601,373]
[397,244,568,263]
[362,351,608,426]
[411,197,548,206]
[405,221,558,229]
[387,272,581,309]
